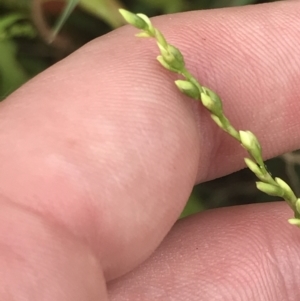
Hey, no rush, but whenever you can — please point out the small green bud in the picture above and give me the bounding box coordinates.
[256,181,284,197]
[202,87,223,112]
[239,131,263,165]
[201,93,212,109]
[239,131,260,151]
[156,55,179,72]
[175,80,200,99]
[166,45,185,68]
[200,93,223,116]
[136,13,155,35]
[275,177,297,202]
[288,218,300,227]
[119,9,147,30]
[157,43,185,71]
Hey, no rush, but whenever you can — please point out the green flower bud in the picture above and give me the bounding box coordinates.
[202,87,223,112]
[275,177,297,202]
[136,13,151,27]
[239,131,263,165]
[201,93,212,109]
[175,80,200,99]
[156,55,178,72]
[256,181,284,197]
[239,130,257,151]
[157,43,185,71]
[288,218,300,227]
[200,92,223,116]
[119,9,147,30]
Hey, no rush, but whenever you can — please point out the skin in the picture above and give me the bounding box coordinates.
[1,1,300,300]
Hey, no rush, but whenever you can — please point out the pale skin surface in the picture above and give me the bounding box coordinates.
[1,1,300,300]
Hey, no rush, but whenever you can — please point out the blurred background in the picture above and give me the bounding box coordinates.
[1,0,298,218]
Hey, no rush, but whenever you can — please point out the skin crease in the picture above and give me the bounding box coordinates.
[0,1,300,300]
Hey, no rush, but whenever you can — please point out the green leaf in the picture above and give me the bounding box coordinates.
[0,40,29,99]
[0,13,28,32]
[49,0,80,43]
[180,192,205,219]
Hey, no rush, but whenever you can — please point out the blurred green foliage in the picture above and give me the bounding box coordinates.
[0,0,280,218]
[0,0,264,99]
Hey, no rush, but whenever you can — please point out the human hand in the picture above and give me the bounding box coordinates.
[1,1,300,300]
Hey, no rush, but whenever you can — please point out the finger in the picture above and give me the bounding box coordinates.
[0,196,107,300]
[108,202,300,300]
[0,1,299,283]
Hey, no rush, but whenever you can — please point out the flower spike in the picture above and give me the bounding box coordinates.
[120,9,300,227]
